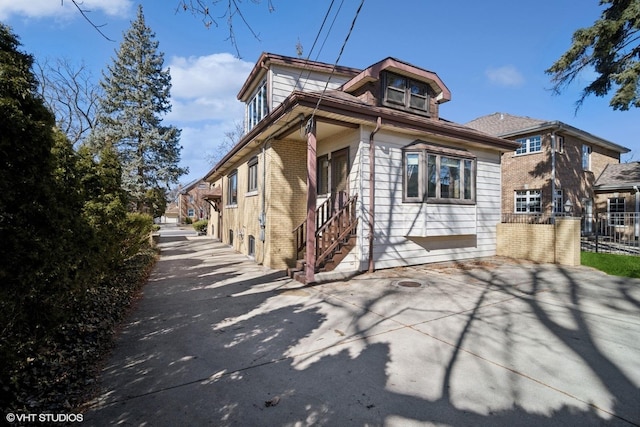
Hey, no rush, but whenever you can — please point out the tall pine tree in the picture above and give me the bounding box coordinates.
[90,5,186,213]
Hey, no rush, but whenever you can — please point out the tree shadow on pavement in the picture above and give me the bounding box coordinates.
[84,242,640,426]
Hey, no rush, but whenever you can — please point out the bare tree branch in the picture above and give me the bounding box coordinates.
[36,58,102,146]
[176,0,275,58]
[64,0,116,42]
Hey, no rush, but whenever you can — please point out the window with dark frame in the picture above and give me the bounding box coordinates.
[248,157,258,193]
[383,72,430,114]
[248,235,255,257]
[227,171,238,205]
[608,197,625,226]
[402,144,476,203]
[317,155,329,195]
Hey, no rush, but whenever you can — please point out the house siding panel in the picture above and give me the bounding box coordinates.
[359,132,502,270]
[270,65,351,109]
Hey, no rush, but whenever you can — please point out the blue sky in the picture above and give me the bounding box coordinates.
[2,0,637,185]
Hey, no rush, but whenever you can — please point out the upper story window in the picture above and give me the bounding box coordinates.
[383,72,430,115]
[247,80,268,131]
[515,136,541,155]
[227,170,238,206]
[582,144,592,171]
[402,143,476,204]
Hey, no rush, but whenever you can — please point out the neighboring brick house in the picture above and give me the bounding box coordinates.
[465,113,630,234]
[178,179,211,223]
[593,162,640,239]
[204,53,518,283]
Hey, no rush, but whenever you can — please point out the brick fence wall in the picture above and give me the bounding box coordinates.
[496,218,581,266]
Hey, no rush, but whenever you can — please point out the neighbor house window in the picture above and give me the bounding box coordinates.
[247,80,268,131]
[317,155,329,195]
[248,235,256,257]
[515,136,542,155]
[187,208,195,217]
[553,189,563,214]
[227,171,238,206]
[582,145,591,170]
[248,157,258,193]
[402,144,475,203]
[608,197,625,226]
[383,72,430,114]
[515,190,542,213]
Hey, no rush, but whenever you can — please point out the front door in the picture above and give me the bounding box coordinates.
[331,148,349,211]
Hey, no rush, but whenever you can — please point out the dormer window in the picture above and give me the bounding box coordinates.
[383,72,430,114]
[247,80,268,131]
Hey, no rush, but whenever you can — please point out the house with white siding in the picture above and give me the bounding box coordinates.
[204,53,519,283]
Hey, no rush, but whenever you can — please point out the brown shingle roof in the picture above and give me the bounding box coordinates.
[465,112,546,136]
[594,162,640,190]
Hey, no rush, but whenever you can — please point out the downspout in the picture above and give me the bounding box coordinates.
[368,117,382,273]
[259,137,272,265]
[551,131,557,263]
[551,131,557,222]
[634,185,639,238]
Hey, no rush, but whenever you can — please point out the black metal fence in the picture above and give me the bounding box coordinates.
[581,213,640,256]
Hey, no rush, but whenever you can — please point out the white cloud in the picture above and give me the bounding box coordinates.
[169,53,253,99]
[0,0,133,20]
[167,53,254,183]
[485,65,525,87]
[177,122,239,183]
[168,53,252,122]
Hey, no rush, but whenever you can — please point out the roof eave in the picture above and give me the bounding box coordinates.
[498,120,630,154]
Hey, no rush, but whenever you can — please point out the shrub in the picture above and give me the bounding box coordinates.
[193,219,208,233]
[184,217,192,224]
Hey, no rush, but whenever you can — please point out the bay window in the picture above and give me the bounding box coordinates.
[403,141,476,203]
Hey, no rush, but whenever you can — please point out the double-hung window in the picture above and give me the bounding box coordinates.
[402,141,476,203]
[515,136,541,155]
[383,72,430,114]
[582,145,592,170]
[247,157,258,193]
[317,155,329,195]
[515,190,542,213]
[247,81,268,131]
[608,197,625,226]
[227,171,238,206]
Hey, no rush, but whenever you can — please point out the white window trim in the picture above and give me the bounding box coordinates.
[515,136,542,155]
[515,189,542,213]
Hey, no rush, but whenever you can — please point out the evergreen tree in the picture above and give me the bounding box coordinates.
[90,5,187,213]
[547,0,640,110]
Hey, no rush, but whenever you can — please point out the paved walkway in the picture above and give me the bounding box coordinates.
[84,236,640,426]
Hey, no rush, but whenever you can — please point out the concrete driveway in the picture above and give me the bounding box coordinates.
[84,236,640,426]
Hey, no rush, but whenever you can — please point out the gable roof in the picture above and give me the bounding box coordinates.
[341,57,452,104]
[237,52,361,101]
[465,112,630,154]
[594,162,640,191]
[465,112,546,136]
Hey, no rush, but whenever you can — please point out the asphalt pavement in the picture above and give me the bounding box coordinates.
[83,234,640,426]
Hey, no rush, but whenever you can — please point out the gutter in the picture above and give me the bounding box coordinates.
[498,120,630,154]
